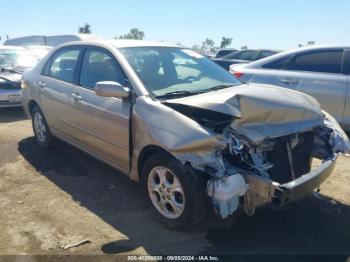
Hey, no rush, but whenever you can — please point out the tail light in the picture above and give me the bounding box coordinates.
[233,71,244,78]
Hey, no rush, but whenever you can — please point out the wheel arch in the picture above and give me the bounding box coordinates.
[137,145,175,180]
[28,99,40,117]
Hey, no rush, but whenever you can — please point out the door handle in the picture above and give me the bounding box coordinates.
[35,81,46,88]
[280,79,298,84]
[71,93,82,101]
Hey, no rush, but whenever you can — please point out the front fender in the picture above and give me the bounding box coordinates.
[130,96,221,181]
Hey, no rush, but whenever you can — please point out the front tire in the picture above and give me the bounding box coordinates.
[32,106,56,149]
[141,153,209,229]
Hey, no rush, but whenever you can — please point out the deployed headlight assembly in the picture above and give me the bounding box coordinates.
[323,111,350,155]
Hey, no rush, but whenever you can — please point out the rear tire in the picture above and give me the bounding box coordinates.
[141,153,209,229]
[32,106,56,149]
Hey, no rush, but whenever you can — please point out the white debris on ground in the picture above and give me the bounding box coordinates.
[62,238,91,250]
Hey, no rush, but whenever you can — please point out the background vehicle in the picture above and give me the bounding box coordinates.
[214,48,238,58]
[0,46,49,107]
[21,40,348,229]
[211,49,279,70]
[4,34,102,47]
[230,46,350,130]
[25,45,52,59]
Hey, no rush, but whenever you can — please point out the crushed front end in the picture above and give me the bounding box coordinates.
[164,85,350,219]
[203,112,348,218]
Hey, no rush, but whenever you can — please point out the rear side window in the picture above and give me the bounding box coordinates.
[79,48,127,89]
[43,48,80,83]
[285,50,343,74]
[262,56,291,69]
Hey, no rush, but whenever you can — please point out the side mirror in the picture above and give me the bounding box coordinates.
[95,81,130,98]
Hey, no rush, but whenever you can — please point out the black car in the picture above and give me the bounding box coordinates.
[214,48,238,58]
[211,49,279,70]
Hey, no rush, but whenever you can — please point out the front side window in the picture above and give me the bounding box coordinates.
[119,47,241,99]
[216,50,236,58]
[285,50,343,74]
[221,51,240,59]
[236,51,258,61]
[260,51,276,58]
[46,48,80,83]
[80,49,127,89]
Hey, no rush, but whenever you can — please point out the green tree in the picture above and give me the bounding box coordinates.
[220,37,233,49]
[201,38,215,52]
[79,23,91,34]
[116,28,145,40]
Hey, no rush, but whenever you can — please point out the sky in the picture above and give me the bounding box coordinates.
[2,0,350,50]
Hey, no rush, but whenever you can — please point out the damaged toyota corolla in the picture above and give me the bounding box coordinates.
[21,40,350,229]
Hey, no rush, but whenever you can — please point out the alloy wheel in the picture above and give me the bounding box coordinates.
[33,112,47,143]
[147,166,186,219]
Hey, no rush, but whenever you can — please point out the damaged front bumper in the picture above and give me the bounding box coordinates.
[273,155,337,206]
[243,154,337,215]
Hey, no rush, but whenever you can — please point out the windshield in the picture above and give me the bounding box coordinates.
[0,49,38,70]
[119,47,241,99]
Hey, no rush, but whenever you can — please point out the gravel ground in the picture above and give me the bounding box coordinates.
[1,107,350,257]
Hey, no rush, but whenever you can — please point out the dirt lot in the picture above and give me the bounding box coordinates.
[1,108,350,257]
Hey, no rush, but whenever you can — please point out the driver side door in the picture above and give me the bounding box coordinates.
[70,47,131,172]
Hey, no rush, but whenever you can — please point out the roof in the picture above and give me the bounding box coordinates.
[236,48,282,52]
[56,39,180,49]
[108,39,179,48]
[218,48,237,51]
[24,45,52,49]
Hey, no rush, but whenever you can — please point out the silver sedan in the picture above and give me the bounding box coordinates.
[230,46,350,130]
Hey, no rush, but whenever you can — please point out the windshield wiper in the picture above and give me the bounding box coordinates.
[155,90,204,99]
[207,84,234,91]
[0,66,22,74]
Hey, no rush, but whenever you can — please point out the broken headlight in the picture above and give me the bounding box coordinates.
[323,111,350,155]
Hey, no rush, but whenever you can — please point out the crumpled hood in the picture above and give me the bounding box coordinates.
[165,84,324,144]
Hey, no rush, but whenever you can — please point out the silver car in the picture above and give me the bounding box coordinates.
[0,46,48,108]
[21,40,350,229]
[230,46,350,130]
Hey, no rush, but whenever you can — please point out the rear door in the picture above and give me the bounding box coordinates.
[70,46,131,172]
[275,49,347,122]
[39,47,82,138]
